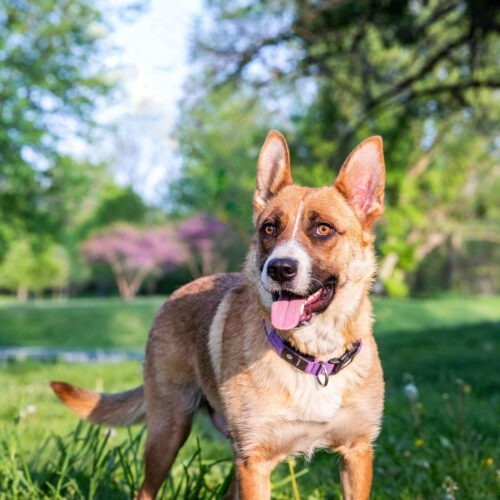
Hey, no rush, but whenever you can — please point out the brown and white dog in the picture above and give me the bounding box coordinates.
[51,130,385,499]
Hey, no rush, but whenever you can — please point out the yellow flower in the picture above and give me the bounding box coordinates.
[415,438,425,447]
[484,457,494,467]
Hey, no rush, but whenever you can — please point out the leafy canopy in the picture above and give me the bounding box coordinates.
[0,0,116,255]
[173,0,499,295]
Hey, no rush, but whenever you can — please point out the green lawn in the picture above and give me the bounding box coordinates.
[0,295,499,498]
[1,295,499,349]
[0,297,164,349]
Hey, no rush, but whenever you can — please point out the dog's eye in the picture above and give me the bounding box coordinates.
[315,224,334,238]
[262,224,276,237]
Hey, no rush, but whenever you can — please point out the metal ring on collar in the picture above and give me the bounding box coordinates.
[315,362,329,387]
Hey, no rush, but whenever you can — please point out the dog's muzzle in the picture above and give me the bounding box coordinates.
[268,276,337,331]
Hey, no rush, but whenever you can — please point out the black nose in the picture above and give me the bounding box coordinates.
[267,258,298,283]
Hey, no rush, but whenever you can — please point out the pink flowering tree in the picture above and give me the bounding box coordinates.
[81,224,188,300]
[177,214,228,277]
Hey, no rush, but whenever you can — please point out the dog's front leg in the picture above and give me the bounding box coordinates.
[235,456,273,500]
[338,442,373,500]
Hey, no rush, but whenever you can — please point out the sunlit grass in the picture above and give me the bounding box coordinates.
[0,296,164,349]
[1,295,499,497]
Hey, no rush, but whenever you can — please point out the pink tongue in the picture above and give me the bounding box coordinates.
[271,297,306,330]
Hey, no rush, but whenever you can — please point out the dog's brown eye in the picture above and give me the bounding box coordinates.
[315,224,334,237]
[262,224,276,237]
[263,223,277,237]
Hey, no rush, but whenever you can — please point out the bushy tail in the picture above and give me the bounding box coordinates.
[50,381,146,427]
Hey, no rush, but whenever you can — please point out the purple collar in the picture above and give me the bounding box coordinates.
[263,321,362,387]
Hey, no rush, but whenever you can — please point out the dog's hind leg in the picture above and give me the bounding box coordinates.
[136,386,199,500]
[338,441,373,500]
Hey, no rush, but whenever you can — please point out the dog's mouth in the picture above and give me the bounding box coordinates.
[270,278,337,330]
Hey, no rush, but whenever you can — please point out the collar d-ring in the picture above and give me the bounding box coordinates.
[315,361,329,387]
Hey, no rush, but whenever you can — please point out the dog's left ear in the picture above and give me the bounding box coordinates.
[253,130,294,218]
[334,136,385,227]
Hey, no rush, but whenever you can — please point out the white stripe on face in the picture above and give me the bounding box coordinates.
[291,201,304,239]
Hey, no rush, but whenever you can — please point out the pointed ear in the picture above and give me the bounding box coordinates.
[334,136,385,227]
[253,130,294,217]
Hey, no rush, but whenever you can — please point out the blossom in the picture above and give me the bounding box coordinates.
[81,224,188,299]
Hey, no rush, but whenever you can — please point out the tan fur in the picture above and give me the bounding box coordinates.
[50,382,145,426]
[51,131,386,500]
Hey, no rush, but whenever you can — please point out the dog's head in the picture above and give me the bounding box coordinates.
[248,130,385,334]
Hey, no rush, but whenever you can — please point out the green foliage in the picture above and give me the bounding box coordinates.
[173,0,500,296]
[0,240,70,298]
[0,0,117,252]
[79,184,150,238]
[171,87,276,237]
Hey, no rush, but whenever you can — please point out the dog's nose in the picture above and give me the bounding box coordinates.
[267,258,298,283]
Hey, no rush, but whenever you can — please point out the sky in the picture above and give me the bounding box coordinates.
[100,0,203,203]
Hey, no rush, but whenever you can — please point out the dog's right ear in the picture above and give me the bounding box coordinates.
[253,130,294,218]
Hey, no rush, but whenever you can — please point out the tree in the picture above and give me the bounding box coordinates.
[0,0,146,258]
[194,0,498,125]
[81,224,188,300]
[173,0,499,295]
[178,214,230,277]
[0,240,70,300]
[78,184,150,237]
[170,87,275,237]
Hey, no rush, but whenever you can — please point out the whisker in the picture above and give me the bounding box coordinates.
[306,277,326,296]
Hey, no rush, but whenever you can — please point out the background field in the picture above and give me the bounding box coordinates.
[1,2,498,498]
[1,295,499,498]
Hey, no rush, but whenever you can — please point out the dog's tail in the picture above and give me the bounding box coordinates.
[50,381,146,427]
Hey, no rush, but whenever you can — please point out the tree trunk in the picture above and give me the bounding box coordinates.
[378,252,399,282]
[17,286,28,301]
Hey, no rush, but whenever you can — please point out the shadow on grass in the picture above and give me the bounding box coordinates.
[378,321,499,397]
[291,321,499,499]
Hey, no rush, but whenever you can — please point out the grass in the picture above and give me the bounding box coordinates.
[1,295,499,349]
[0,297,164,349]
[1,295,499,498]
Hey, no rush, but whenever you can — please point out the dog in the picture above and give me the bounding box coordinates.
[51,130,385,499]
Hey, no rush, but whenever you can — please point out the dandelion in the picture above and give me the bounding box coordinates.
[404,383,419,401]
[415,437,424,447]
[26,404,36,414]
[19,404,37,420]
[442,476,458,500]
[484,457,494,467]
